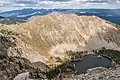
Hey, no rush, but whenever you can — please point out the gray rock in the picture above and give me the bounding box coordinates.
[65,67,120,80]
[14,72,29,80]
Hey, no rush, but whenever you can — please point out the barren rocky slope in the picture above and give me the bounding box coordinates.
[66,66,120,80]
[0,13,120,66]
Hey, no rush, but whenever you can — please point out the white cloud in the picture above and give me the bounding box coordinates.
[0,0,120,10]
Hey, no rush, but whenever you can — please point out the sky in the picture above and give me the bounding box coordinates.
[0,0,120,12]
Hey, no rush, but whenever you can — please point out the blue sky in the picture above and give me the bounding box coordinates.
[0,0,120,12]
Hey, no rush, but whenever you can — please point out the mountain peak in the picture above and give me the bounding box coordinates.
[0,13,120,65]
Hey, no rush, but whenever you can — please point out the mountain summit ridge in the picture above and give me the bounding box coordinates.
[0,13,120,65]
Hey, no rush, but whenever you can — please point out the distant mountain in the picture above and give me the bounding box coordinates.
[0,14,25,24]
[0,8,51,21]
[0,16,4,19]
[0,9,120,24]
[0,18,25,25]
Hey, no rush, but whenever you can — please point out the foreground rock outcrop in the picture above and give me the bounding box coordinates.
[66,66,120,80]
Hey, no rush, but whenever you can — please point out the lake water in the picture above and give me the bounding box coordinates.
[71,55,112,74]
